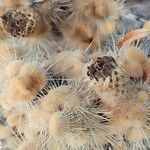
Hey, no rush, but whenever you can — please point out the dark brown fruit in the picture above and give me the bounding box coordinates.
[1,9,36,37]
[87,56,117,81]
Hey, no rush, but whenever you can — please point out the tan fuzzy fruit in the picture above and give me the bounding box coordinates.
[123,47,146,65]
[75,0,108,20]
[112,104,147,134]
[5,61,24,77]
[137,90,149,102]
[0,125,12,139]
[126,127,145,142]
[63,56,84,78]
[67,131,88,149]
[1,0,26,8]
[7,77,42,102]
[62,21,99,49]
[75,0,120,21]
[0,97,12,111]
[112,111,134,134]
[0,43,16,75]
[7,113,26,128]
[52,51,85,79]
[18,63,47,93]
[48,112,70,138]
[6,63,47,104]
[28,106,49,131]
[7,78,36,103]
[106,0,121,19]
[100,20,117,36]
[41,86,69,113]
[122,59,143,78]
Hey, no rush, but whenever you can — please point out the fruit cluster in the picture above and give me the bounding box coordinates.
[0,0,150,150]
